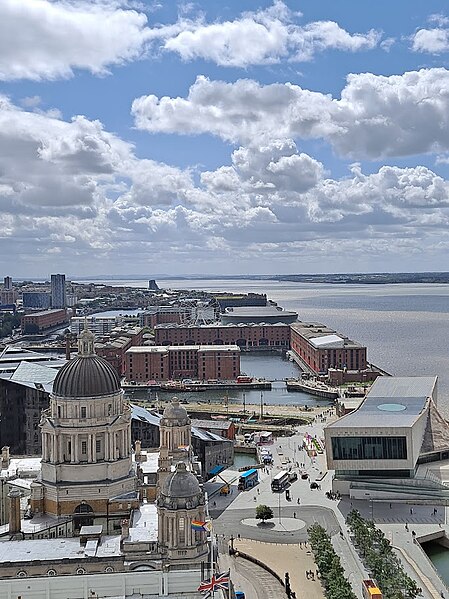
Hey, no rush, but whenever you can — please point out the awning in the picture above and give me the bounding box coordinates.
[209,465,225,476]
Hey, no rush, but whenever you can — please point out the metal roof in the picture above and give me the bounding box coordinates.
[328,376,437,429]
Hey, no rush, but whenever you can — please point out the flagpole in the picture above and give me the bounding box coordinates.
[210,516,215,599]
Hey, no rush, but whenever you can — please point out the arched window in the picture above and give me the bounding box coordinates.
[73,502,94,530]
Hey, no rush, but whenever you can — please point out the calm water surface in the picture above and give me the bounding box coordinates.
[90,278,449,413]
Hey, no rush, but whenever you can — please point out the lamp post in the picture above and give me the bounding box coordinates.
[278,491,282,524]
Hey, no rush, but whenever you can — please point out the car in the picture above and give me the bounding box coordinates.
[235,592,246,599]
[301,472,309,479]
[288,472,298,482]
[310,481,319,489]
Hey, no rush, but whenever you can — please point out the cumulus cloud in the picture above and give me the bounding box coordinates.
[4,95,449,274]
[0,0,152,80]
[133,68,449,160]
[0,0,381,81]
[164,2,380,67]
[412,28,449,53]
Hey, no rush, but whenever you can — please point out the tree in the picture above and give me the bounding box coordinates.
[255,504,274,523]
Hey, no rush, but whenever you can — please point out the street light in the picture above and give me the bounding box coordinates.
[278,492,282,524]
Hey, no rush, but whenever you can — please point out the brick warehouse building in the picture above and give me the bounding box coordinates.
[154,322,290,349]
[290,322,367,374]
[21,309,68,334]
[125,344,240,382]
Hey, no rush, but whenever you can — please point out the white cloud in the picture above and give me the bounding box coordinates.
[0,0,152,80]
[0,0,381,81]
[164,2,380,67]
[133,68,449,160]
[4,96,449,274]
[412,28,449,53]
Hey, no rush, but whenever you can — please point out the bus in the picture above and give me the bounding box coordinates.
[238,469,259,490]
[271,470,290,492]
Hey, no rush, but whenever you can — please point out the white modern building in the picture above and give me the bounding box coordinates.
[325,376,449,498]
[71,315,117,336]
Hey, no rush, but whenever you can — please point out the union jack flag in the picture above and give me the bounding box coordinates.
[198,571,230,593]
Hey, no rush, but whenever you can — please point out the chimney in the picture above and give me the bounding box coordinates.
[120,519,130,547]
[135,440,142,461]
[1,446,10,469]
[65,333,71,361]
[8,488,21,535]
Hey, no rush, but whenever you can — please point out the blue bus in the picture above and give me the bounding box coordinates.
[238,468,259,490]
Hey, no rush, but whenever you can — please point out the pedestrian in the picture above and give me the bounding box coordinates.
[254,496,256,501]
[389,503,392,509]
[306,570,309,579]
[293,512,296,518]
[410,508,413,515]
[297,498,300,505]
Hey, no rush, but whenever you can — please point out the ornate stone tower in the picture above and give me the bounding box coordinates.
[30,324,138,529]
[157,462,208,565]
[158,399,191,489]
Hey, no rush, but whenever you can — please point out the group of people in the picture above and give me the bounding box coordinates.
[305,569,319,580]
[325,490,341,500]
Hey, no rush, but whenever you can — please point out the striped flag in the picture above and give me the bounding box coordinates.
[191,520,212,532]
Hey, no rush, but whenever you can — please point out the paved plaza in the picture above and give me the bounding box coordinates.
[209,410,449,599]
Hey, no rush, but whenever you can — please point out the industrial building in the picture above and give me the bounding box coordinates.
[325,376,449,498]
[21,309,68,334]
[125,344,240,381]
[155,322,291,350]
[290,321,367,373]
[220,306,298,325]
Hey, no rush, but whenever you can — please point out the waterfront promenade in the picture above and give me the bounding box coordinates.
[210,411,449,599]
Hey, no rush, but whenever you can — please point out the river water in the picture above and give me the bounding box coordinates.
[90,278,449,410]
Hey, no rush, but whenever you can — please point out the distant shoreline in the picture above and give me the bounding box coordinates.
[16,272,449,285]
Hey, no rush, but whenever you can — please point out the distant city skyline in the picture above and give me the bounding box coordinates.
[2,1,449,276]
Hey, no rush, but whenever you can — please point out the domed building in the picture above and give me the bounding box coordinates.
[158,398,191,490]
[30,324,138,529]
[158,462,208,564]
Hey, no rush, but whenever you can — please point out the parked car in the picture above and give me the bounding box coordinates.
[310,481,319,489]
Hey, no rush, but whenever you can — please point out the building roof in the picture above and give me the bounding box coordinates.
[309,334,344,349]
[327,376,437,429]
[130,404,229,443]
[11,361,59,385]
[223,307,296,317]
[161,462,201,498]
[291,321,364,349]
[126,344,240,353]
[191,419,233,431]
[53,355,121,398]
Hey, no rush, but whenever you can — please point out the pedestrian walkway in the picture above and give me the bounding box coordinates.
[220,551,285,599]
[233,538,325,599]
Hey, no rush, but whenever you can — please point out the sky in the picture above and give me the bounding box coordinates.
[3,1,449,277]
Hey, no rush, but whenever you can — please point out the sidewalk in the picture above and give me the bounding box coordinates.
[234,538,325,599]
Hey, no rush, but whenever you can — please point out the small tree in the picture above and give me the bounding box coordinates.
[255,504,274,523]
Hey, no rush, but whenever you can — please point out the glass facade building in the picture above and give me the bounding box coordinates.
[331,436,407,461]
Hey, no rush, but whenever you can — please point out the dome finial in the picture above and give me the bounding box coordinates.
[78,318,96,357]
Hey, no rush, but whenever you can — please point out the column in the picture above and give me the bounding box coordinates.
[58,434,64,463]
[74,434,79,463]
[71,435,76,463]
[106,432,110,461]
[92,433,97,463]
[87,434,92,463]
